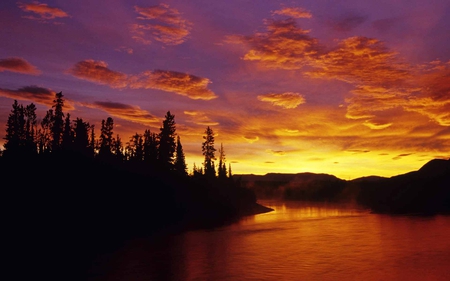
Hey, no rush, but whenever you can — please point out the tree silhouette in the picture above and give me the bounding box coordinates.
[112,134,124,162]
[4,100,37,157]
[175,136,187,176]
[38,108,53,154]
[98,117,114,159]
[73,118,91,157]
[143,129,158,164]
[61,113,74,152]
[218,143,227,180]
[159,111,176,169]
[4,100,25,157]
[51,92,65,152]
[202,126,216,178]
[24,103,37,155]
[89,125,96,157]
[126,133,144,161]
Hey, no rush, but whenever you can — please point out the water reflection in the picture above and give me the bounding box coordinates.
[87,200,450,281]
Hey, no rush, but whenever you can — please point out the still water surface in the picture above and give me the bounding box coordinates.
[88,200,450,280]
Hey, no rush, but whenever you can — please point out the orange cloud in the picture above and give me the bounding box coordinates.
[69,60,217,100]
[229,18,320,70]
[184,110,219,126]
[132,4,192,45]
[84,101,160,126]
[18,1,69,22]
[0,86,75,110]
[0,57,41,75]
[130,70,217,100]
[306,37,411,86]
[272,7,312,18]
[68,60,129,88]
[257,92,306,109]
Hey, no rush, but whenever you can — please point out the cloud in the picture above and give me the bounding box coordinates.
[84,101,159,126]
[393,153,412,160]
[258,92,306,109]
[184,110,219,126]
[228,18,321,70]
[68,60,129,88]
[328,14,367,32]
[272,7,312,19]
[18,1,70,22]
[266,149,286,156]
[363,120,393,130]
[115,46,134,54]
[0,86,75,110]
[243,136,259,143]
[69,60,217,100]
[0,57,41,75]
[132,4,192,45]
[229,14,450,128]
[306,37,411,86]
[130,70,217,100]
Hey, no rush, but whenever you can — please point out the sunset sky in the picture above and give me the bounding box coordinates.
[1,0,450,179]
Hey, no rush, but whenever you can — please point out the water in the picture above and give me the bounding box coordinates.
[87,200,450,280]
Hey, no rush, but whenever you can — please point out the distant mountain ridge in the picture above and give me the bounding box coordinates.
[237,158,450,214]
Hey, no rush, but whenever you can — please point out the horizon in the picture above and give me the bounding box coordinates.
[1,1,450,180]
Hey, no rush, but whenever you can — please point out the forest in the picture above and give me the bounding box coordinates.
[1,92,272,279]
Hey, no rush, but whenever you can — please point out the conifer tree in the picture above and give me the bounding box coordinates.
[174,135,187,176]
[202,126,216,178]
[61,113,73,151]
[51,92,65,152]
[112,134,124,161]
[99,117,114,158]
[24,103,37,154]
[3,100,25,156]
[143,129,159,164]
[218,143,227,180]
[159,111,176,169]
[73,118,90,157]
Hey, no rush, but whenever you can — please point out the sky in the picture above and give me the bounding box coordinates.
[1,0,450,179]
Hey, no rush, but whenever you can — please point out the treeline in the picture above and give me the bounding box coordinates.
[2,92,232,181]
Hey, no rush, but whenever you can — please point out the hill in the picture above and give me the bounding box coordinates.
[238,158,450,214]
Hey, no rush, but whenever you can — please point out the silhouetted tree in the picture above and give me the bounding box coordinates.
[159,111,176,169]
[89,125,96,157]
[61,113,74,152]
[98,117,114,159]
[4,101,37,157]
[228,163,233,179]
[202,126,216,178]
[3,100,25,157]
[51,92,65,152]
[218,143,227,180]
[174,136,187,176]
[38,109,53,154]
[112,134,124,162]
[126,133,144,161]
[73,118,90,157]
[143,129,158,164]
[24,103,37,155]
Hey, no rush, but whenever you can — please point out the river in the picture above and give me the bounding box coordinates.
[87,200,450,280]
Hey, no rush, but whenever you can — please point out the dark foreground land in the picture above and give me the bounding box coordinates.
[239,158,450,214]
[1,154,271,280]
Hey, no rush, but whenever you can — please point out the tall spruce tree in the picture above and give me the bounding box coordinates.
[51,92,65,152]
[159,111,176,169]
[202,126,216,178]
[98,117,114,159]
[218,143,227,180]
[174,135,187,176]
[143,129,158,164]
[4,100,25,156]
